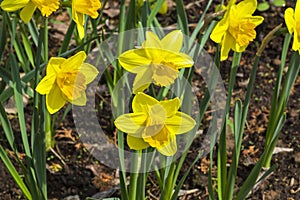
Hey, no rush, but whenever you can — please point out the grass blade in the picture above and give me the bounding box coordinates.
[0,146,32,200]
[9,53,31,157]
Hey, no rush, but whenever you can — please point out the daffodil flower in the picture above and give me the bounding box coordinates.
[118,30,194,93]
[0,0,60,23]
[137,0,168,15]
[210,0,264,61]
[114,93,196,156]
[285,0,300,54]
[36,51,98,114]
[72,0,101,39]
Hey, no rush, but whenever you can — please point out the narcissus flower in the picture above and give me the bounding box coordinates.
[210,0,264,61]
[137,0,168,15]
[36,51,98,114]
[118,30,194,93]
[114,93,196,156]
[0,0,59,23]
[72,0,101,39]
[284,0,300,53]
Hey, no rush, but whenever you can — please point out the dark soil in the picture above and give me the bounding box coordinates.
[1,1,300,200]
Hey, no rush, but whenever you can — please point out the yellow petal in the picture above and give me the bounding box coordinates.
[143,104,167,137]
[70,92,86,106]
[127,135,150,150]
[152,63,179,86]
[79,63,99,84]
[132,66,153,94]
[72,0,101,18]
[295,0,300,24]
[132,93,158,113]
[118,49,152,73]
[292,30,300,51]
[133,83,151,94]
[0,0,29,11]
[62,51,86,72]
[143,126,169,148]
[158,1,168,14]
[234,0,257,17]
[142,31,162,48]
[161,30,183,52]
[220,32,235,61]
[285,8,295,34]
[47,57,65,74]
[159,97,180,117]
[46,84,66,114]
[72,9,85,39]
[32,0,59,17]
[36,73,56,94]
[166,112,196,135]
[250,16,264,26]
[161,51,194,69]
[20,2,36,23]
[228,0,237,7]
[210,18,229,44]
[156,132,177,156]
[114,113,147,135]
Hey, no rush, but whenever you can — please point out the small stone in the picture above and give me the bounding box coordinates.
[293,152,300,163]
[273,58,281,66]
[63,195,80,200]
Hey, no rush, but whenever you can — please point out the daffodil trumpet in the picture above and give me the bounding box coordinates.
[36,51,99,114]
[114,92,196,156]
[118,30,194,93]
[210,0,264,61]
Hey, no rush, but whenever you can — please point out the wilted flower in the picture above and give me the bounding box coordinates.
[210,0,264,61]
[284,0,300,53]
[118,30,194,93]
[36,51,98,114]
[0,0,60,23]
[114,93,196,156]
[72,0,101,39]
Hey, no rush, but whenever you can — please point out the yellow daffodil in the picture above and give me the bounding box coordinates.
[0,0,59,23]
[118,30,194,93]
[210,0,264,61]
[72,0,101,39]
[284,0,300,53]
[36,51,98,114]
[137,0,168,15]
[114,93,196,156]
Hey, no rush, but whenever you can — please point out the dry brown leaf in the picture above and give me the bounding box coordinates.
[55,128,76,142]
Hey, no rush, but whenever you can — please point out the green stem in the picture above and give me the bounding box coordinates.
[161,162,176,200]
[264,51,300,168]
[218,52,241,200]
[129,151,141,200]
[225,55,260,200]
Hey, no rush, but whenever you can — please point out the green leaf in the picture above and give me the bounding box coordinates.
[10,53,31,157]
[146,0,165,27]
[0,10,7,60]
[257,2,270,11]
[0,102,15,150]
[0,146,32,200]
[272,0,286,7]
[21,27,35,67]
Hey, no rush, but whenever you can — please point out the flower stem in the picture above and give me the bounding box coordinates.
[218,51,241,199]
[129,151,141,200]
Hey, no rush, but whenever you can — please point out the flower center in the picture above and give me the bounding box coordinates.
[143,104,169,147]
[31,0,59,17]
[229,19,256,47]
[296,24,300,37]
[73,0,101,18]
[56,71,86,100]
[143,104,166,136]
